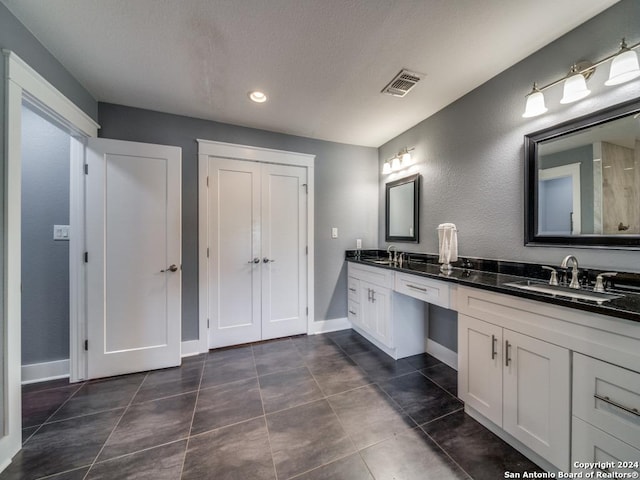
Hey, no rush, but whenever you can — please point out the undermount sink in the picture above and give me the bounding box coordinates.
[503,281,623,304]
[364,259,392,265]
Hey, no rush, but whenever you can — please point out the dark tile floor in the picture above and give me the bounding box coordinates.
[6,330,543,480]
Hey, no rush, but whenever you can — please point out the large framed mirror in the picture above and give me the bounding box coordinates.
[525,98,640,248]
[385,173,420,242]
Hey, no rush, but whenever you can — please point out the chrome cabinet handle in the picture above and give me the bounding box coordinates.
[348,287,356,292]
[367,288,372,301]
[505,340,512,366]
[594,393,640,417]
[491,335,497,360]
[348,309,357,315]
[161,264,178,272]
[263,257,275,263]
[247,257,260,264]
[407,284,427,292]
[371,290,376,303]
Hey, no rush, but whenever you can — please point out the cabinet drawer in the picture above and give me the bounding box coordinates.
[348,262,394,288]
[347,300,360,325]
[573,353,640,450]
[348,277,360,303]
[395,272,450,308]
[572,416,640,475]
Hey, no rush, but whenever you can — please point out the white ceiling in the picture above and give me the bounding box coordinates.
[3,0,620,147]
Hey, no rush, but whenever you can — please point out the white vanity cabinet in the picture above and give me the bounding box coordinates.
[571,353,640,474]
[457,284,640,473]
[347,262,425,359]
[458,314,570,471]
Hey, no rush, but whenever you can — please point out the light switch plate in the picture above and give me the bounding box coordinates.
[331,227,338,239]
[53,225,70,241]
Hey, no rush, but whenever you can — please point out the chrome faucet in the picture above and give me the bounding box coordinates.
[560,255,580,289]
[387,245,397,263]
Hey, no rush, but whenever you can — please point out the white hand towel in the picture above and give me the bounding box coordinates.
[437,223,458,264]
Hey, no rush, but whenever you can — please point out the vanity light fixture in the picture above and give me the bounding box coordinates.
[523,37,640,118]
[382,147,415,174]
[248,90,268,103]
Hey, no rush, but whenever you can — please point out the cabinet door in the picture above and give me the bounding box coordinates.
[503,329,570,471]
[370,285,392,347]
[359,281,376,332]
[359,281,393,348]
[458,314,503,426]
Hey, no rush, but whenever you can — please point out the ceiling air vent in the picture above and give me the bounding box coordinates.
[381,69,424,97]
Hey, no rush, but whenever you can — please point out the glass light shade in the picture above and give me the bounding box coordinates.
[382,161,392,174]
[401,151,411,164]
[560,73,590,104]
[605,49,640,86]
[522,90,547,118]
[391,157,401,171]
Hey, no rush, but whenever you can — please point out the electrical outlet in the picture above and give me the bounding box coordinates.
[356,238,362,249]
[331,227,338,239]
[53,225,70,241]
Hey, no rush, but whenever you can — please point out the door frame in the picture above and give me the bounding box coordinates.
[538,162,581,235]
[3,50,98,468]
[197,140,315,354]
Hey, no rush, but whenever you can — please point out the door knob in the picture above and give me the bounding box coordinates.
[248,257,261,264]
[161,264,178,272]
[263,257,275,263]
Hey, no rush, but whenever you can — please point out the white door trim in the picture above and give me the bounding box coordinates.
[2,50,98,470]
[197,140,315,354]
[538,162,581,235]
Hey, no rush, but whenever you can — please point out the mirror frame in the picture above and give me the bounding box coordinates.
[385,173,420,243]
[524,97,640,249]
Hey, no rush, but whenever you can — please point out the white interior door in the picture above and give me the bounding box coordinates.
[261,164,307,339]
[207,158,262,348]
[207,159,307,348]
[86,138,181,379]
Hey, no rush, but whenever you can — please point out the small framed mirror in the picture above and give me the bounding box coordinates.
[385,174,420,242]
[525,98,640,248]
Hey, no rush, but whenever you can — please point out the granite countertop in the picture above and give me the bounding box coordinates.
[345,250,640,323]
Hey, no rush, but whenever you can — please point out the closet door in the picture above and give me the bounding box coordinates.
[207,158,262,348]
[261,164,307,339]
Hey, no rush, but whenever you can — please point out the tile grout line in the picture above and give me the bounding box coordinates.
[35,380,86,425]
[80,371,151,480]
[419,419,475,480]
[177,355,207,479]
[252,345,280,480]
[323,336,379,480]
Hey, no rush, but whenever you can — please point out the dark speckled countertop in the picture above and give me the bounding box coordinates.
[346,250,640,323]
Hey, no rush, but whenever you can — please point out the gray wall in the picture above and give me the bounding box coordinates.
[98,103,379,340]
[0,5,95,371]
[539,145,594,234]
[379,0,640,351]
[0,2,97,121]
[21,105,71,365]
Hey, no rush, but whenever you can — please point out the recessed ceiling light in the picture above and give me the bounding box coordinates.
[248,91,267,103]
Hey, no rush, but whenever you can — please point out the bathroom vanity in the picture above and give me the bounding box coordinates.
[346,252,640,475]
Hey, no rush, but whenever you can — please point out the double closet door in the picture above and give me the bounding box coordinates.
[205,157,308,348]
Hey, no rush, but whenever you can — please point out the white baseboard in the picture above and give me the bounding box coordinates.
[308,317,351,334]
[181,340,203,357]
[22,359,70,384]
[426,339,458,370]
